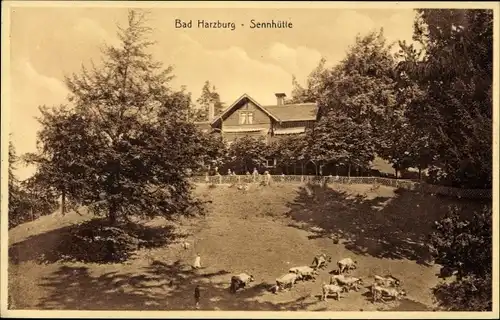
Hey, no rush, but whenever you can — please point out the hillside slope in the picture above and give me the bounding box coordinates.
[8,182,486,311]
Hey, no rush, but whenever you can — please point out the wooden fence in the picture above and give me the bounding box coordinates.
[189,174,492,200]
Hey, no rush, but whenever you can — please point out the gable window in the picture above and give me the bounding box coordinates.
[239,111,254,125]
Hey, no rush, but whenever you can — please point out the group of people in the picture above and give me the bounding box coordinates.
[204,167,275,185]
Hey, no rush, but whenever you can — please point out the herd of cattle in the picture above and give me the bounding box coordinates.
[229,253,407,303]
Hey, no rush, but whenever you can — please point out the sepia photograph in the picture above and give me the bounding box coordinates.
[1,1,498,318]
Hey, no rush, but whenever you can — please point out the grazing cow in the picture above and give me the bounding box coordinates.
[321,283,345,301]
[371,285,407,303]
[288,266,318,281]
[312,254,331,270]
[330,274,363,292]
[337,257,357,274]
[230,273,255,293]
[373,275,401,287]
[276,273,301,291]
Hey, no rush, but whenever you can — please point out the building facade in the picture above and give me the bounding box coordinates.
[195,92,318,145]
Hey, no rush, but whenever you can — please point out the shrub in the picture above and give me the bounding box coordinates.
[429,204,492,310]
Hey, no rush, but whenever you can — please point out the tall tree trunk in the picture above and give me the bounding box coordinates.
[418,167,422,180]
[395,167,398,179]
[348,163,351,178]
[109,201,117,225]
[61,189,66,216]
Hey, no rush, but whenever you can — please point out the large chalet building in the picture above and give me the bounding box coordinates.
[194,92,318,145]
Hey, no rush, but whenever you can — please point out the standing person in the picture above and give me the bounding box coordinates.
[264,171,272,186]
[252,167,259,182]
[194,285,201,309]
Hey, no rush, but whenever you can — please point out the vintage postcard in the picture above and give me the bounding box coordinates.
[1,1,498,318]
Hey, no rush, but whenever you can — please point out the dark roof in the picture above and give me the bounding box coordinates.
[210,94,319,126]
[263,103,318,122]
[211,93,280,125]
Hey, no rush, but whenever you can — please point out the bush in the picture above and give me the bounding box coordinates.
[41,218,177,263]
[432,274,492,311]
[429,204,492,310]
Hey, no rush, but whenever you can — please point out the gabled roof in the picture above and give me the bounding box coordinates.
[210,93,280,126]
[264,103,318,122]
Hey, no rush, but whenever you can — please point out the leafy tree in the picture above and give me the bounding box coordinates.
[23,105,92,215]
[9,139,58,228]
[430,205,492,310]
[288,58,328,104]
[8,140,23,228]
[309,112,375,176]
[196,132,227,174]
[227,136,268,173]
[191,80,225,122]
[27,10,207,226]
[311,29,397,175]
[267,135,309,174]
[398,9,492,188]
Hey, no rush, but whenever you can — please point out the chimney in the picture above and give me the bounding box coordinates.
[275,93,286,106]
[208,102,215,122]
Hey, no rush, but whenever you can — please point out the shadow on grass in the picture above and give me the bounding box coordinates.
[286,183,488,263]
[33,261,321,311]
[9,218,186,264]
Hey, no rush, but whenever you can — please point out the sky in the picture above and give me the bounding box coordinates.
[7,5,418,180]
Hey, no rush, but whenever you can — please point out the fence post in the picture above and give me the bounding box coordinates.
[218,175,222,184]
[238,175,241,184]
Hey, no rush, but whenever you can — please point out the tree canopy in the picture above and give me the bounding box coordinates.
[398,9,492,188]
[191,80,225,122]
[24,10,213,225]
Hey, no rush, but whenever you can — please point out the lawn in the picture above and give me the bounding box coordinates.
[8,182,487,311]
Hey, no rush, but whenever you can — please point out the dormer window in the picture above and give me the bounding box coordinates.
[239,111,254,125]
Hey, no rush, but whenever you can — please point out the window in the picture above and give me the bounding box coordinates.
[239,111,254,125]
[265,158,277,168]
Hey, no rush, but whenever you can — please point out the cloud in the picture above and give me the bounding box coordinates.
[168,34,294,105]
[72,17,121,48]
[334,10,376,40]
[10,60,70,180]
[268,43,323,82]
[18,61,70,100]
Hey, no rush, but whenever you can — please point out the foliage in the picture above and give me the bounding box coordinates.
[288,58,328,104]
[196,132,228,173]
[429,204,492,310]
[227,136,268,173]
[301,30,393,173]
[398,9,493,188]
[309,112,375,175]
[191,80,225,122]
[8,140,58,229]
[25,10,208,225]
[266,135,310,173]
[430,205,491,280]
[432,273,491,311]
